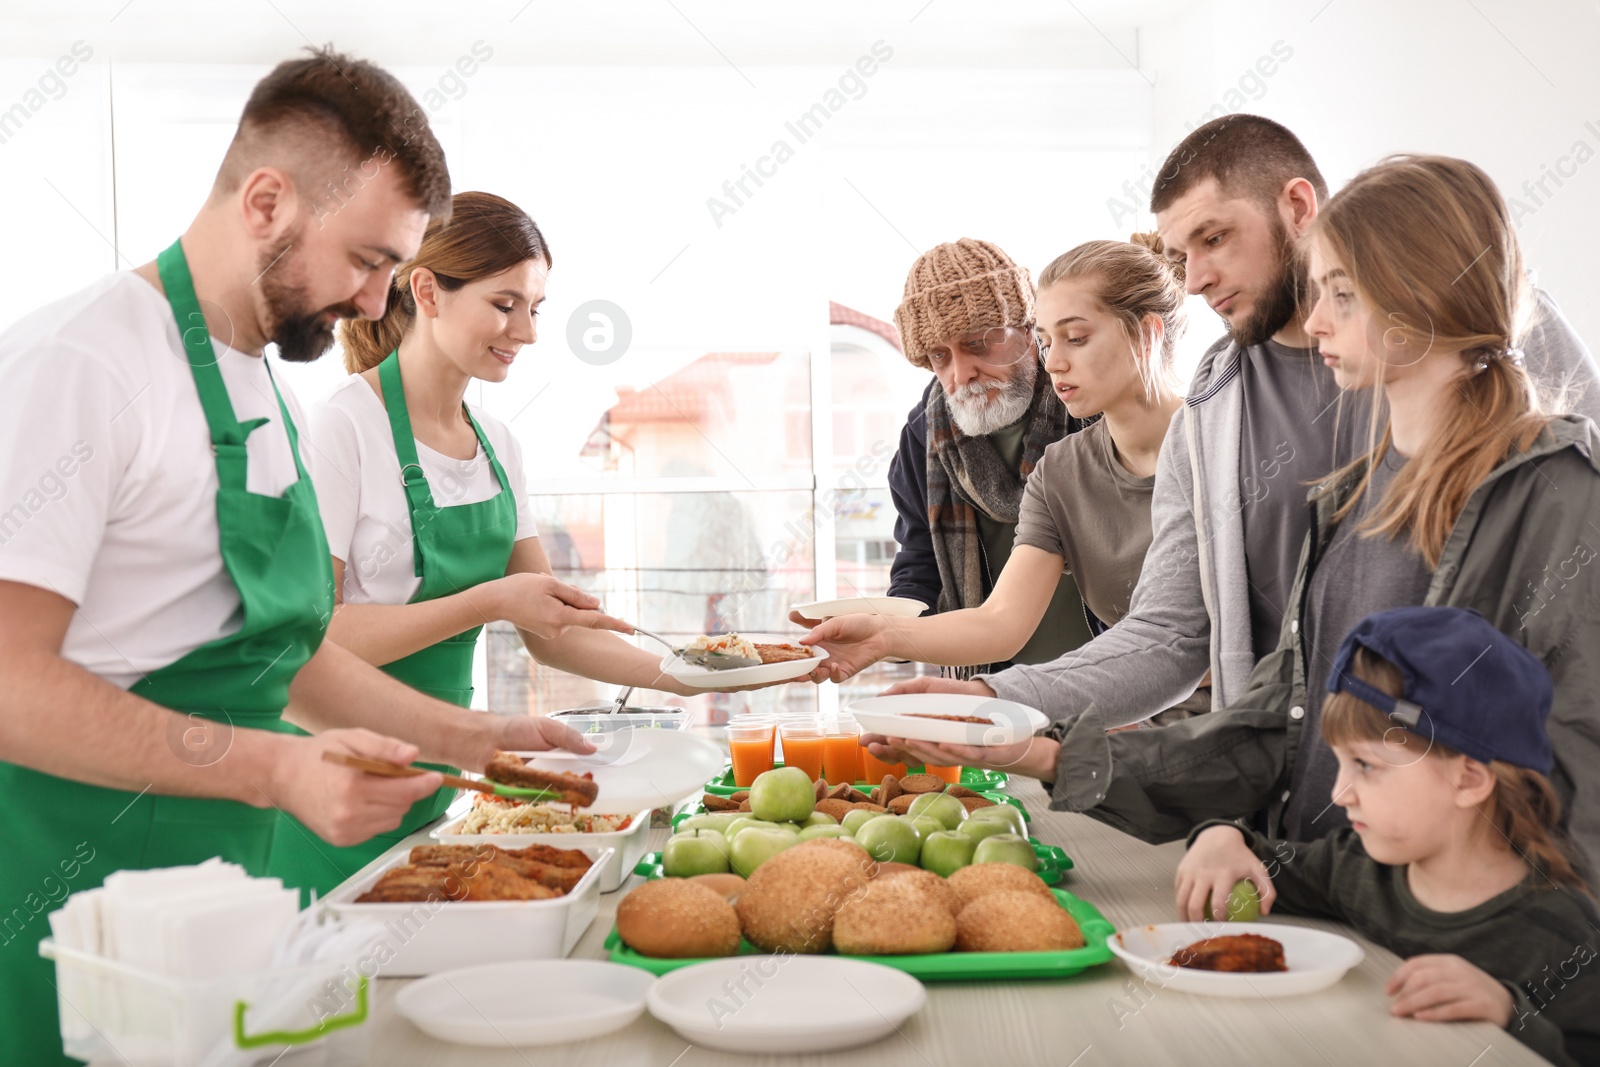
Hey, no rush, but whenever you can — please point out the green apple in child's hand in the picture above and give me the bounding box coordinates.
[663,829,730,877]
[1204,879,1262,922]
[919,830,978,877]
[842,809,890,836]
[972,834,1038,871]
[749,766,817,822]
[729,828,799,876]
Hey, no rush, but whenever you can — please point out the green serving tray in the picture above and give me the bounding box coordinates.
[604,886,1113,981]
[704,761,1008,795]
[642,834,1072,884]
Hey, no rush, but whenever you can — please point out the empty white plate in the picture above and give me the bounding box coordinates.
[791,596,928,620]
[502,728,724,815]
[394,960,655,1046]
[660,633,829,689]
[646,956,925,1054]
[1109,921,1364,997]
[847,694,1048,747]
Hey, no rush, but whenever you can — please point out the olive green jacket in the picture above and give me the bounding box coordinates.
[1044,416,1600,876]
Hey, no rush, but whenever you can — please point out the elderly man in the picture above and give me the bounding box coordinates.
[873,238,1093,673]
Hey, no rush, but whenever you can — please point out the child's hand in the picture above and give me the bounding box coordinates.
[1386,955,1514,1026]
[1174,824,1277,922]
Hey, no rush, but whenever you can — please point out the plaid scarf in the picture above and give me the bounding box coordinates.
[924,367,1067,628]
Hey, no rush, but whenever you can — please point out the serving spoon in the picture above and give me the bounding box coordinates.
[633,626,762,669]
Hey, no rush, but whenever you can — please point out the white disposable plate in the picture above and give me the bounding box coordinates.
[790,596,928,620]
[646,956,925,1054]
[1109,921,1364,998]
[660,633,829,689]
[846,694,1048,747]
[505,728,724,815]
[395,960,654,1046]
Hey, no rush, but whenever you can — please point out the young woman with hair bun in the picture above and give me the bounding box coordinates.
[804,235,1208,720]
[268,191,696,895]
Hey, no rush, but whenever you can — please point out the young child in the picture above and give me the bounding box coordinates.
[1178,606,1599,1066]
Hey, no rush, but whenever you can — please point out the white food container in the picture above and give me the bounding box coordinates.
[429,806,652,893]
[318,845,611,977]
[40,938,371,1067]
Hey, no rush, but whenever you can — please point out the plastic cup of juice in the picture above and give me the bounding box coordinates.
[779,719,825,781]
[860,748,909,782]
[821,719,864,785]
[924,763,962,785]
[727,718,776,787]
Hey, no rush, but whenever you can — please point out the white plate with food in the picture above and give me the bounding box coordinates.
[395,959,655,1046]
[1109,921,1364,998]
[431,797,653,893]
[660,632,828,689]
[790,596,928,620]
[846,694,1049,747]
[493,727,724,815]
[646,956,925,1054]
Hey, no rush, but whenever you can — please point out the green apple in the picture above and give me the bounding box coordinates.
[972,833,1038,872]
[854,816,923,865]
[729,827,799,876]
[796,825,855,842]
[842,809,890,836]
[965,805,1026,836]
[906,792,967,831]
[663,829,730,877]
[749,766,817,822]
[1204,879,1262,922]
[800,811,839,828]
[919,830,977,877]
[675,813,739,835]
[907,814,945,840]
[956,818,1011,844]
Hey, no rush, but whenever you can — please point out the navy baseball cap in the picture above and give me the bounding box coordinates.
[1326,606,1554,773]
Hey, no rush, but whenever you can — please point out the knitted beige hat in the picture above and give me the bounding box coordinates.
[893,238,1036,370]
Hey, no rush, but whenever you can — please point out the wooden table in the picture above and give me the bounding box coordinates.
[365,777,1547,1066]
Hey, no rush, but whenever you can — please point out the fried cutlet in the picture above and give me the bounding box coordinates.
[753,642,816,664]
[1169,933,1286,972]
[483,751,600,807]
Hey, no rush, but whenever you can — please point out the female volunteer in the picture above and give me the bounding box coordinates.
[803,236,1207,722]
[269,191,694,894]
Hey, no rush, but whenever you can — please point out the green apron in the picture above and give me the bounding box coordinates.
[268,349,518,899]
[0,239,335,1066]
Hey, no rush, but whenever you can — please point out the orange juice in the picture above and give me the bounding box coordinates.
[781,732,825,780]
[821,733,864,784]
[924,763,962,785]
[729,737,775,786]
[861,749,908,782]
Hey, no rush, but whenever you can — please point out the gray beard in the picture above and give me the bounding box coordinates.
[946,357,1037,438]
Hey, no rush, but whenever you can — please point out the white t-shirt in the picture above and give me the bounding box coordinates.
[0,272,312,690]
[311,373,538,606]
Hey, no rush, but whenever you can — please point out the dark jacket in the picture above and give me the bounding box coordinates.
[1045,416,1600,878]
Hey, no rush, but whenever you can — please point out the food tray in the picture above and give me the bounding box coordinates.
[430,805,652,893]
[703,761,1008,795]
[319,844,612,977]
[605,887,1114,982]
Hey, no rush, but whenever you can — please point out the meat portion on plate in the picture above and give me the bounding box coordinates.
[1168,933,1287,972]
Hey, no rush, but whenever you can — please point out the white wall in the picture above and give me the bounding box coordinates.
[1138,0,1600,352]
